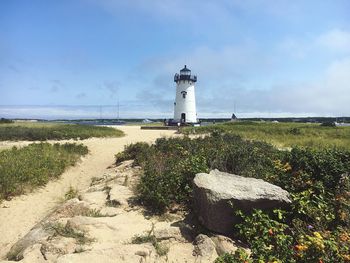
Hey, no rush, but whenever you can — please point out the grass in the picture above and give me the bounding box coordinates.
[64,186,79,200]
[125,121,164,126]
[48,223,94,244]
[0,143,88,200]
[106,199,121,207]
[81,208,116,217]
[0,122,124,141]
[183,121,350,150]
[131,224,169,256]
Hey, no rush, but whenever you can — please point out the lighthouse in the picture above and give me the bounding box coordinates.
[173,65,198,124]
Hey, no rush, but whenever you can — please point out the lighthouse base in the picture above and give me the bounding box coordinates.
[166,119,201,127]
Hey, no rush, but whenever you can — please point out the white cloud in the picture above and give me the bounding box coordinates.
[200,56,350,116]
[136,42,267,87]
[317,29,350,53]
[279,29,350,60]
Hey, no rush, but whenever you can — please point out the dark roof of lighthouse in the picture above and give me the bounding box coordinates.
[180,65,191,72]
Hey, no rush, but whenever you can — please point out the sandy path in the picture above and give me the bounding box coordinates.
[0,126,176,259]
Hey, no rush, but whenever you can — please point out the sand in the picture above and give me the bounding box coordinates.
[0,126,177,259]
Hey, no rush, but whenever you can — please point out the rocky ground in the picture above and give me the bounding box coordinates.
[1,160,243,263]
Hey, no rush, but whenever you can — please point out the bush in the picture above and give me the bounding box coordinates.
[117,132,350,262]
[214,249,252,263]
[0,143,88,199]
[119,134,282,212]
[234,209,294,263]
[115,142,151,166]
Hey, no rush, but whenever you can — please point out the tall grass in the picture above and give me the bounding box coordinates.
[0,143,88,199]
[0,122,124,141]
[183,121,350,150]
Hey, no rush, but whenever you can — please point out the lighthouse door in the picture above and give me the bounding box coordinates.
[181,113,186,123]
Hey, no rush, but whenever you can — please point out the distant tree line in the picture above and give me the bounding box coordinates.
[0,118,14,124]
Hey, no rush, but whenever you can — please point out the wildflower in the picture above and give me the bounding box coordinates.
[340,211,347,221]
[342,254,350,261]
[339,233,349,242]
[295,244,308,251]
[268,228,274,236]
[283,162,292,171]
[319,259,324,263]
[313,232,323,239]
[307,225,313,230]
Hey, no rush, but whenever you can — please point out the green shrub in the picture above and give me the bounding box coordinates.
[0,143,88,199]
[115,142,151,166]
[117,132,350,262]
[234,209,294,263]
[214,249,252,263]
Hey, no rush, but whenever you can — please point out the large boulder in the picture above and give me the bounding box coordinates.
[193,169,291,235]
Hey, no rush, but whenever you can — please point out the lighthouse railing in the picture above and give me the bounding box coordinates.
[174,74,197,82]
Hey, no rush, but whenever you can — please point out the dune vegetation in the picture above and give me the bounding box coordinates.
[116,132,350,262]
[183,121,350,150]
[0,122,124,141]
[0,143,88,200]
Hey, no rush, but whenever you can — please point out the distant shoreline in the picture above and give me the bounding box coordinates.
[6,117,350,125]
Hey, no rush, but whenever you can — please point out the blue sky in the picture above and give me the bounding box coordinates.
[1,0,350,119]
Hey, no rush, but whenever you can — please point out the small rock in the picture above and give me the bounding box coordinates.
[20,244,46,263]
[66,216,97,232]
[211,235,239,256]
[41,237,77,261]
[194,234,218,262]
[154,227,184,242]
[80,191,108,209]
[135,250,148,257]
[109,185,133,206]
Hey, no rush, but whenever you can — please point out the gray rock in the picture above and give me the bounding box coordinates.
[20,244,46,263]
[154,227,184,242]
[41,237,77,261]
[193,169,291,235]
[210,235,241,256]
[6,225,52,261]
[193,234,218,262]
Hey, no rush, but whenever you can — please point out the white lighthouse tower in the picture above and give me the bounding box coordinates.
[173,65,198,124]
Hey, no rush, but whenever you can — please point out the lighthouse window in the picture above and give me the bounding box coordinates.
[181,91,187,99]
